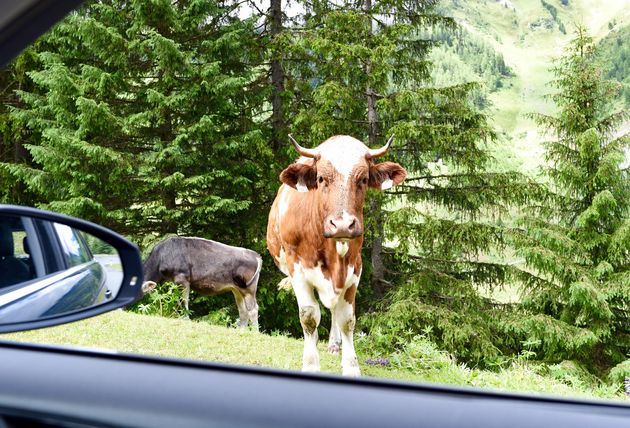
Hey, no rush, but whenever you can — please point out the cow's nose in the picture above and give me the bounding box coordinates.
[324,214,362,239]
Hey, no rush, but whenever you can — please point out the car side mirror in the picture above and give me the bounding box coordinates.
[0,205,143,333]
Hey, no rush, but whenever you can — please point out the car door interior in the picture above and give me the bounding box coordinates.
[0,340,629,428]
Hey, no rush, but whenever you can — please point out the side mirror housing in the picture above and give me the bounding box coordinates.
[0,205,143,333]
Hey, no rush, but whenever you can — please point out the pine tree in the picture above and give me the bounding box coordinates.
[0,46,44,205]
[516,27,630,372]
[3,0,271,249]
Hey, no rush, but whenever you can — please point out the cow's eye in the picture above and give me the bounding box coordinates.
[361,177,368,186]
[318,176,324,184]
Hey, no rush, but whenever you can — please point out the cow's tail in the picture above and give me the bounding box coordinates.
[246,255,263,287]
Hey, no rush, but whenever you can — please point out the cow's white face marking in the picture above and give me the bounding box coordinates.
[336,241,349,257]
[318,136,367,181]
[341,210,354,222]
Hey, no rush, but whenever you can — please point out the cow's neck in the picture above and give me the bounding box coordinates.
[322,237,362,291]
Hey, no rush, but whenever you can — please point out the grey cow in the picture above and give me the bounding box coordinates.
[143,237,261,327]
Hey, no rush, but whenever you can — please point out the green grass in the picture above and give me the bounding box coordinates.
[2,310,627,401]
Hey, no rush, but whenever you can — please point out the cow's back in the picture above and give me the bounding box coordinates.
[144,237,261,290]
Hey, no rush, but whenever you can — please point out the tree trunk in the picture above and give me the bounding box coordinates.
[370,197,386,299]
[364,0,385,297]
[270,0,285,152]
[365,0,378,147]
[161,113,177,234]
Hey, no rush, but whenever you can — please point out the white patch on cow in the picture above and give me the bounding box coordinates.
[338,266,361,376]
[277,276,292,290]
[296,180,308,192]
[301,263,337,309]
[328,311,341,354]
[381,178,393,190]
[345,265,360,289]
[275,247,289,276]
[335,240,349,257]
[292,262,321,372]
[335,298,360,377]
[341,210,354,222]
[298,263,358,309]
[291,261,362,375]
[319,136,367,181]
[278,186,290,218]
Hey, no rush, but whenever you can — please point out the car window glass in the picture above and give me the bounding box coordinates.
[53,223,92,267]
[0,215,37,287]
[2,0,630,406]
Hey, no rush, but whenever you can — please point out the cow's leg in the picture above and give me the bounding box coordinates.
[232,290,249,329]
[243,293,259,329]
[336,285,360,377]
[293,275,321,372]
[327,312,341,354]
[173,273,191,313]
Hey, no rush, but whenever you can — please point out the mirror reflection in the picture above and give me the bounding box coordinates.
[0,213,121,323]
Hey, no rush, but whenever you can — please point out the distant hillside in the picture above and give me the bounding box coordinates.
[426,26,513,110]
[429,0,630,173]
[598,23,630,107]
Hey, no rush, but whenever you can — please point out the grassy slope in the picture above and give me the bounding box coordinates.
[2,310,625,400]
[443,0,630,173]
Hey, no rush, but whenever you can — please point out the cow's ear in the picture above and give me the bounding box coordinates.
[280,162,318,192]
[369,161,407,191]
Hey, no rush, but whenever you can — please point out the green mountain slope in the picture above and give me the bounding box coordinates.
[435,0,630,173]
[599,23,630,107]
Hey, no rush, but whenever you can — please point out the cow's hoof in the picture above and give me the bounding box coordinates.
[302,364,320,373]
[342,359,361,377]
[327,344,340,354]
[342,366,361,377]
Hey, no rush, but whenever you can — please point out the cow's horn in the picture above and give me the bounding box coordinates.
[366,134,395,159]
[289,134,319,159]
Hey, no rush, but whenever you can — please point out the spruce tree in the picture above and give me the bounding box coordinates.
[3,0,271,248]
[516,27,630,372]
[0,46,45,205]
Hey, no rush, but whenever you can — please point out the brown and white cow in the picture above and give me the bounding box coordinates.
[267,135,406,376]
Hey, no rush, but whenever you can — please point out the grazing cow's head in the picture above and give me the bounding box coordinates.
[280,135,406,254]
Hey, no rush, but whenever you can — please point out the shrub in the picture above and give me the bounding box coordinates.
[128,282,190,318]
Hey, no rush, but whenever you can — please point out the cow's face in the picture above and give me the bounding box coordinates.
[280,135,406,249]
